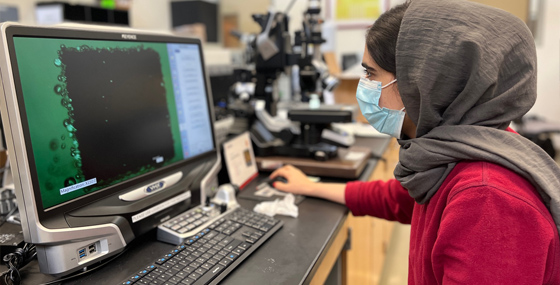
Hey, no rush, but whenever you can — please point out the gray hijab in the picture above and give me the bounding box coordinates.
[394,0,560,232]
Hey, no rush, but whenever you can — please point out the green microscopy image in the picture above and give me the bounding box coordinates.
[13,38,184,209]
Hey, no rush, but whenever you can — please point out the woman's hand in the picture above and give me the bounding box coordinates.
[269,165,316,196]
[269,165,347,204]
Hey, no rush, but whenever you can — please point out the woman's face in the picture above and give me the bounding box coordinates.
[361,45,417,138]
[361,46,403,110]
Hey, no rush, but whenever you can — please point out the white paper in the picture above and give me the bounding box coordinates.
[345,151,366,161]
[253,194,299,218]
[223,132,258,188]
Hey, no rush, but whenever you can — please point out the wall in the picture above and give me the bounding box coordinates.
[221,0,267,34]
[128,0,172,32]
[530,0,560,123]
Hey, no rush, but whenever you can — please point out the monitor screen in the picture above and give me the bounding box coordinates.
[8,30,215,210]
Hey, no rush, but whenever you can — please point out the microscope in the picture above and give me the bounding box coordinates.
[229,0,352,161]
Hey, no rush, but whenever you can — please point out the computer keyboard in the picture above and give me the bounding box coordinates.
[119,207,283,285]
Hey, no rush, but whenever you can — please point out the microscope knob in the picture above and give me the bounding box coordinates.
[314,150,328,161]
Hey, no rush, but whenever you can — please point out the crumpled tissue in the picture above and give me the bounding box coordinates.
[253,193,298,218]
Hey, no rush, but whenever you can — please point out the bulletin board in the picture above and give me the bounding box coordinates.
[326,0,388,29]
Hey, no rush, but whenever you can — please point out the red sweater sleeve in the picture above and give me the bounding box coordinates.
[433,184,560,284]
[344,179,415,224]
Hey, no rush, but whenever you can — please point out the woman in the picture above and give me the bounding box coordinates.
[271,0,560,283]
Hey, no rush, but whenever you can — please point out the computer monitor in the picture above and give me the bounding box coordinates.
[0,23,221,276]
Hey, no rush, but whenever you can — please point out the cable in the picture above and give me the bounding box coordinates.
[1,243,36,285]
[38,248,127,285]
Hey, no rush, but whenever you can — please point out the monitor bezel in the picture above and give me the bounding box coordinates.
[3,25,217,221]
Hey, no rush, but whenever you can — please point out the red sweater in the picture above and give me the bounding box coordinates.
[345,161,560,284]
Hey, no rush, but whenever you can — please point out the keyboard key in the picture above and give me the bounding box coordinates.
[168,276,183,283]
[225,252,239,261]
[180,277,195,285]
[138,268,150,275]
[260,225,272,232]
[218,258,232,266]
[175,271,188,279]
[218,237,233,246]
[238,242,251,250]
[182,266,195,274]
[166,259,178,266]
[172,264,184,271]
[157,272,173,282]
[189,261,201,268]
[195,267,207,275]
[246,238,257,244]
[205,231,217,239]
[188,272,201,280]
[201,262,213,270]
[208,222,221,229]
[224,240,242,251]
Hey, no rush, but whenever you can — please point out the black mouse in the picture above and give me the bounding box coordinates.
[266,176,288,187]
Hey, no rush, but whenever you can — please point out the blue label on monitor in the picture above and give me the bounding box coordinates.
[146,181,165,193]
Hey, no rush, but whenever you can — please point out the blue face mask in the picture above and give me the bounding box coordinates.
[356,76,405,138]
